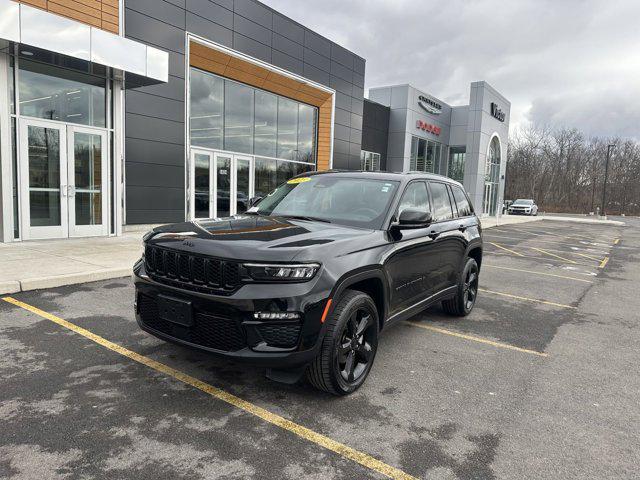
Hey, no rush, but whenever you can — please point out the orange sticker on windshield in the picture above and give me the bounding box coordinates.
[287,177,311,184]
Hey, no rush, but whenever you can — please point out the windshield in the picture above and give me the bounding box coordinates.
[252,175,400,229]
[513,199,534,205]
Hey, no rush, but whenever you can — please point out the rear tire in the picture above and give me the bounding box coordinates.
[307,290,379,395]
[442,257,479,317]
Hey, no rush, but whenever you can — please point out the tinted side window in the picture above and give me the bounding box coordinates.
[398,182,430,215]
[451,185,472,217]
[429,182,454,221]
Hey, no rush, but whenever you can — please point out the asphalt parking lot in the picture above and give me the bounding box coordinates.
[2,219,639,479]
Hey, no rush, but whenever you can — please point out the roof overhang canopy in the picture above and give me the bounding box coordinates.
[0,0,168,85]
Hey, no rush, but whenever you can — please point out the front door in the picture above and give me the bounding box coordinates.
[190,150,254,219]
[19,119,109,240]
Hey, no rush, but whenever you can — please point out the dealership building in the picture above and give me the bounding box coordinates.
[0,0,509,244]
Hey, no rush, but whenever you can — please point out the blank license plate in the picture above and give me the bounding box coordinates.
[157,295,193,327]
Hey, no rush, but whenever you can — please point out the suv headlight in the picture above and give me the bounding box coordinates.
[243,263,320,282]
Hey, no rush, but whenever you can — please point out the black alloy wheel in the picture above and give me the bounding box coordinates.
[463,262,479,311]
[337,308,376,383]
[307,290,379,395]
[442,257,480,317]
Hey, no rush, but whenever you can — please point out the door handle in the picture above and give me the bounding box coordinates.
[458,224,467,232]
[428,230,440,239]
[67,185,76,198]
[61,184,67,197]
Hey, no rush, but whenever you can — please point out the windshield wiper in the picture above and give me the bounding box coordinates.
[279,214,332,223]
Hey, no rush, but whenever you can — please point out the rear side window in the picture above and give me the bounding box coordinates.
[429,182,454,221]
[451,185,473,217]
[398,181,430,215]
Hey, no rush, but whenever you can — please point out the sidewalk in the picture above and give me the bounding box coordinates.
[0,213,618,295]
[0,231,145,294]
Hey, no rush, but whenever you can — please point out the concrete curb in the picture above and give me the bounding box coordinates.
[541,216,625,226]
[18,268,132,292]
[0,281,21,295]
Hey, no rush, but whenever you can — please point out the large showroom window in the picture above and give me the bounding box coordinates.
[409,136,444,174]
[189,68,317,164]
[448,146,466,182]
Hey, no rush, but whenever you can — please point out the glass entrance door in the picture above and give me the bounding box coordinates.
[190,150,254,219]
[67,126,109,237]
[19,119,109,240]
[19,119,68,239]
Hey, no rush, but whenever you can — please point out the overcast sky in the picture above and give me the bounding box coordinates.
[263,0,640,140]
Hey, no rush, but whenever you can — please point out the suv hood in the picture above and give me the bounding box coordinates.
[146,215,380,262]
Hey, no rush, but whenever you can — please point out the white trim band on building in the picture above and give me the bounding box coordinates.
[0,0,168,83]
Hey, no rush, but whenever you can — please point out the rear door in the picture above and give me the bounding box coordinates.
[424,182,464,293]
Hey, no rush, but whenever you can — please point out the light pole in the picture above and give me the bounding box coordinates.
[601,144,615,218]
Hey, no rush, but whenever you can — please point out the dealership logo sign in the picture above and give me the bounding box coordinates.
[416,120,441,136]
[490,102,506,122]
[418,95,442,115]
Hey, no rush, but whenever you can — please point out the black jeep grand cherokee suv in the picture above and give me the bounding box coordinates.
[134,171,482,395]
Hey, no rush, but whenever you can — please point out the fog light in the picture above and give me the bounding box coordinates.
[254,312,300,320]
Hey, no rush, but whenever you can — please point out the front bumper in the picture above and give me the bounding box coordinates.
[508,209,532,215]
[133,260,332,368]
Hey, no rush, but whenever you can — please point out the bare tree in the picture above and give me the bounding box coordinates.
[505,126,640,215]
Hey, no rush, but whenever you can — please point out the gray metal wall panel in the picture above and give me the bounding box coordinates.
[126,0,186,28]
[127,162,185,188]
[273,13,304,44]
[126,138,186,167]
[233,32,271,63]
[124,0,366,223]
[361,99,390,169]
[233,13,271,46]
[186,12,233,47]
[133,75,185,101]
[304,29,330,57]
[271,49,303,76]
[126,90,185,123]
[233,0,272,29]
[272,32,303,59]
[186,0,233,28]
[303,48,330,72]
[302,63,330,85]
[125,9,185,53]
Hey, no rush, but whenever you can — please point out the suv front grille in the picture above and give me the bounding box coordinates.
[144,245,242,295]
[137,294,246,352]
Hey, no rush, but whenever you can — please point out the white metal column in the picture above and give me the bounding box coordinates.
[0,52,13,242]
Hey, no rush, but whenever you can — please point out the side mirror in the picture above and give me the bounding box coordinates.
[248,196,263,208]
[393,208,433,230]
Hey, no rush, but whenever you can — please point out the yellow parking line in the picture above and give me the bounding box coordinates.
[406,322,547,357]
[482,264,594,283]
[2,297,417,480]
[530,247,577,264]
[488,242,524,256]
[599,257,610,269]
[478,288,578,309]
[484,233,611,249]
[573,252,604,262]
[487,252,599,268]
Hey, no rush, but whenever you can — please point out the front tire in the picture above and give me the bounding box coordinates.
[307,290,379,395]
[442,257,479,316]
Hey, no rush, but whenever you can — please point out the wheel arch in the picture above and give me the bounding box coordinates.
[467,245,483,270]
[329,269,389,332]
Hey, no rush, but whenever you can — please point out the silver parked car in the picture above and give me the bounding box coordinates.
[508,199,538,216]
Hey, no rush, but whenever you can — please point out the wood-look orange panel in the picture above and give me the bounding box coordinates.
[13,0,119,34]
[189,41,335,170]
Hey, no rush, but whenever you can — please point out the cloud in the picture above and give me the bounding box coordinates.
[262,0,640,139]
